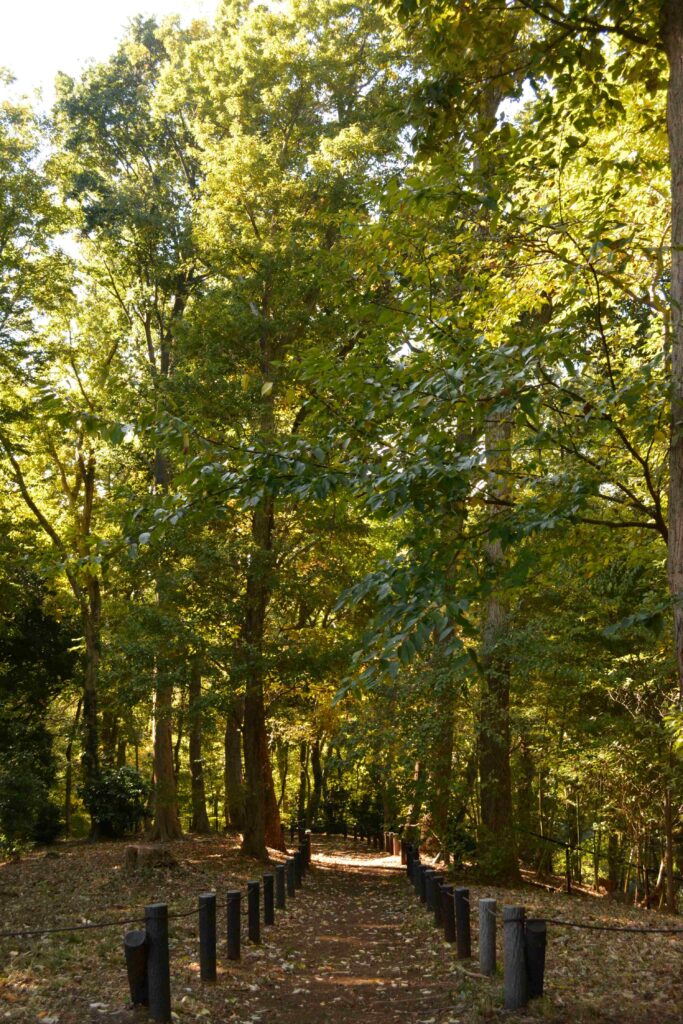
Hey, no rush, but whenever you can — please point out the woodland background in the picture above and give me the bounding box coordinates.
[1,0,682,913]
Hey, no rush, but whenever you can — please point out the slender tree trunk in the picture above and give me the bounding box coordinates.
[478,414,520,882]
[64,698,82,837]
[664,2,683,699]
[189,655,210,833]
[307,739,324,827]
[276,739,289,810]
[405,760,425,843]
[224,698,245,830]
[298,741,308,825]
[81,581,101,795]
[664,785,677,913]
[149,664,182,842]
[241,500,284,856]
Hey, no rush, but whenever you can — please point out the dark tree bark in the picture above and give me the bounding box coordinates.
[189,655,211,834]
[664,0,683,703]
[430,697,455,863]
[149,663,182,843]
[298,741,309,825]
[64,698,82,837]
[478,414,520,882]
[307,739,324,827]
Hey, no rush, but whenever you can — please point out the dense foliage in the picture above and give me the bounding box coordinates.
[1,0,682,909]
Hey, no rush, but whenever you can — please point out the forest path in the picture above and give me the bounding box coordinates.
[230,838,463,1024]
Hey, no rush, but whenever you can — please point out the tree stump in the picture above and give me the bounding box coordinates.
[124,845,177,871]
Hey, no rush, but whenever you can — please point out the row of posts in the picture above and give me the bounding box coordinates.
[405,843,547,1011]
[124,833,313,1023]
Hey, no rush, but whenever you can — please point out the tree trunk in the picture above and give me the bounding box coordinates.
[241,499,284,857]
[276,739,289,810]
[189,655,210,834]
[224,698,245,830]
[64,698,82,837]
[149,666,182,842]
[478,414,520,882]
[81,581,101,795]
[664,1,683,700]
[405,760,425,843]
[664,785,676,913]
[307,738,324,827]
[298,741,309,825]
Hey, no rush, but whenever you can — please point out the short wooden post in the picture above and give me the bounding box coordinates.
[227,890,241,961]
[525,919,547,999]
[198,893,217,983]
[123,929,148,1006]
[393,834,401,857]
[286,857,296,897]
[263,873,275,925]
[424,869,436,910]
[247,881,260,943]
[275,864,286,909]
[294,850,304,887]
[432,874,444,927]
[454,888,471,959]
[479,898,497,976]
[441,885,455,943]
[419,864,429,902]
[401,840,408,866]
[145,903,171,1023]
[503,905,527,1010]
[305,830,312,865]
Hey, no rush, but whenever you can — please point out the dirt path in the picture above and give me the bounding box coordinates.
[228,840,465,1024]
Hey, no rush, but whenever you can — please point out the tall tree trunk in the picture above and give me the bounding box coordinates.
[81,580,101,797]
[64,698,82,837]
[224,698,245,830]
[241,499,284,857]
[298,741,309,825]
[664,785,676,913]
[189,655,211,834]
[149,664,182,842]
[478,414,520,882]
[665,2,683,700]
[405,760,425,843]
[276,739,289,810]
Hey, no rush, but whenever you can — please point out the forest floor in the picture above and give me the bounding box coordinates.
[0,834,681,1023]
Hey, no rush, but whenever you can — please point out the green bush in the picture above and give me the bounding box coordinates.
[81,766,149,838]
[0,731,56,853]
[32,801,64,845]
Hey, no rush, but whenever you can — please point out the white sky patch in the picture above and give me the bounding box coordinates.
[0,0,218,108]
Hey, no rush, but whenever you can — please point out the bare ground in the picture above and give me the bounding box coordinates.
[0,835,681,1023]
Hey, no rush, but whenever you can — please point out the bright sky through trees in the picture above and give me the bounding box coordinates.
[0,0,216,104]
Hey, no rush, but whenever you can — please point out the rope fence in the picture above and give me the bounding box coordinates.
[0,832,314,1024]
[401,840,683,1012]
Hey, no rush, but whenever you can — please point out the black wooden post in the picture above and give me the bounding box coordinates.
[198,894,217,983]
[454,887,471,959]
[294,850,303,888]
[123,929,148,1006]
[441,885,455,943]
[432,874,444,927]
[263,873,275,926]
[286,857,296,897]
[419,864,429,902]
[401,840,407,866]
[479,898,497,976]
[145,903,171,1024]
[247,881,260,944]
[275,864,286,909]
[503,906,527,1010]
[424,869,436,910]
[525,919,547,999]
[227,890,241,961]
[305,830,312,865]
